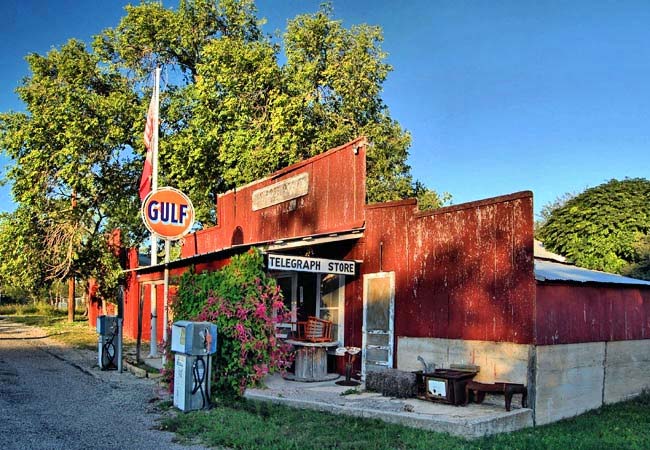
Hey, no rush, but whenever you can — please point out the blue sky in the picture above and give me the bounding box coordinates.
[2,0,649,218]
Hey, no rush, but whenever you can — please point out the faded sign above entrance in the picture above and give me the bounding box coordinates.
[267,254,356,276]
[252,173,309,211]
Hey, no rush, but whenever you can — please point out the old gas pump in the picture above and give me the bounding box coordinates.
[96,315,122,370]
[171,321,218,412]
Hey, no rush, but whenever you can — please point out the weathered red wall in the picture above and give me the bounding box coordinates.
[121,191,537,347]
[364,192,536,345]
[117,140,541,352]
[536,284,650,345]
[118,255,233,342]
[181,138,366,258]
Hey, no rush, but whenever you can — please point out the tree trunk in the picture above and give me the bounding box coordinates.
[67,277,75,323]
[68,191,77,323]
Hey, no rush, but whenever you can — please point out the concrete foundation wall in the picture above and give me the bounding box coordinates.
[604,340,650,404]
[399,338,650,427]
[535,340,650,425]
[397,337,531,384]
[534,342,605,426]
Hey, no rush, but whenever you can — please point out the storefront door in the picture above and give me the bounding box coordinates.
[362,272,395,379]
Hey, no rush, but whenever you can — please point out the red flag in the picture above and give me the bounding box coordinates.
[139,96,155,200]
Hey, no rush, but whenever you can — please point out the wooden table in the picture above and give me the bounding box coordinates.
[283,339,340,382]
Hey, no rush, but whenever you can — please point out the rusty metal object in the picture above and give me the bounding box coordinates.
[464,381,528,411]
[419,369,478,405]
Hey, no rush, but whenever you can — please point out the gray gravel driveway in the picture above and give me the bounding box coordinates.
[0,316,207,450]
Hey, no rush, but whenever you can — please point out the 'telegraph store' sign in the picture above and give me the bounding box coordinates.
[267,254,356,276]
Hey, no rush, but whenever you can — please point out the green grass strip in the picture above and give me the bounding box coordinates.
[161,394,650,450]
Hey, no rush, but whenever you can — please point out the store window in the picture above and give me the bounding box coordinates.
[272,271,345,343]
[317,273,345,343]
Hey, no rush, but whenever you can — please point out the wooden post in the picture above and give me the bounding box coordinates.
[136,285,144,364]
[67,277,75,323]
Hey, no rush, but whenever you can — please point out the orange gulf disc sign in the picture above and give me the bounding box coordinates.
[141,187,195,240]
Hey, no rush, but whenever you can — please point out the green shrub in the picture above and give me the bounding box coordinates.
[170,248,293,398]
[0,304,18,315]
[35,301,59,316]
[16,304,37,315]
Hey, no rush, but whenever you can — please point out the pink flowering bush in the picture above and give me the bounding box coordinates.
[170,248,294,398]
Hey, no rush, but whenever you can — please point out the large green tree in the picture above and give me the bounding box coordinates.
[1,0,449,302]
[0,40,143,303]
[0,207,51,302]
[95,0,447,224]
[536,178,650,279]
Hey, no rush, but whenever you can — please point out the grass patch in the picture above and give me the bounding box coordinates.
[160,395,650,450]
[126,357,163,374]
[0,301,77,317]
[1,303,114,351]
[8,314,99,350]
[157,399,174,411]
[340,388,362,396]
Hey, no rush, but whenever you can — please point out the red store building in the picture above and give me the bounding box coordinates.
[91,137,650,425]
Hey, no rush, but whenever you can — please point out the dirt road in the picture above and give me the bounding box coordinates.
[0,316,206,450]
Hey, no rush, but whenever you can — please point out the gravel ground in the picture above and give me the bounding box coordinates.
[0,316,208,450]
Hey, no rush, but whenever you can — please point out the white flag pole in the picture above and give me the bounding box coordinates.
[149,67,161,358]
[162,238,170,365]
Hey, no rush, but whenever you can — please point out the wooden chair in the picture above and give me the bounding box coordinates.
[295,316,333,342]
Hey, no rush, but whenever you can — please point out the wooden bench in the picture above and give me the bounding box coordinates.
[464,381,527,411]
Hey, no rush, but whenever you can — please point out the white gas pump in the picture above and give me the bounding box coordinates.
[96,315,122,370]
[171,321,218,412]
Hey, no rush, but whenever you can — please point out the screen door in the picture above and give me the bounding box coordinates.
[362,272,395,378]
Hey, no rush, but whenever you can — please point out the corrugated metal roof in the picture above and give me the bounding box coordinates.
[533,240,566,262]
[535,259,650,286]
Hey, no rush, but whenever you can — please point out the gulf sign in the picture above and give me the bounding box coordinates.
[141,187,195,240]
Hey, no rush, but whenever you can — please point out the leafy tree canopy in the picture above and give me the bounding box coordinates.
[1,0,449,300]
[536,178,650,279]
[0,39,143,298]
[0,207,50,301]
[95,0,447,223]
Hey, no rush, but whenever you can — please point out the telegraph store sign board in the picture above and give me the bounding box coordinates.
[267,254,356,276]
[141,187,195,240]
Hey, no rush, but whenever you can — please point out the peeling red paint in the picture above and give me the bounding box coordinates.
[536,284,650,344]
[104,136,650,357]
[364,192,536,345]
[181,138,367,258]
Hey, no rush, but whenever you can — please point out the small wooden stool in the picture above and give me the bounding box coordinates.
[464,381,527,411]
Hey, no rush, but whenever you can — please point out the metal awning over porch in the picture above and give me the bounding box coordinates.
[129,227,364,276]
